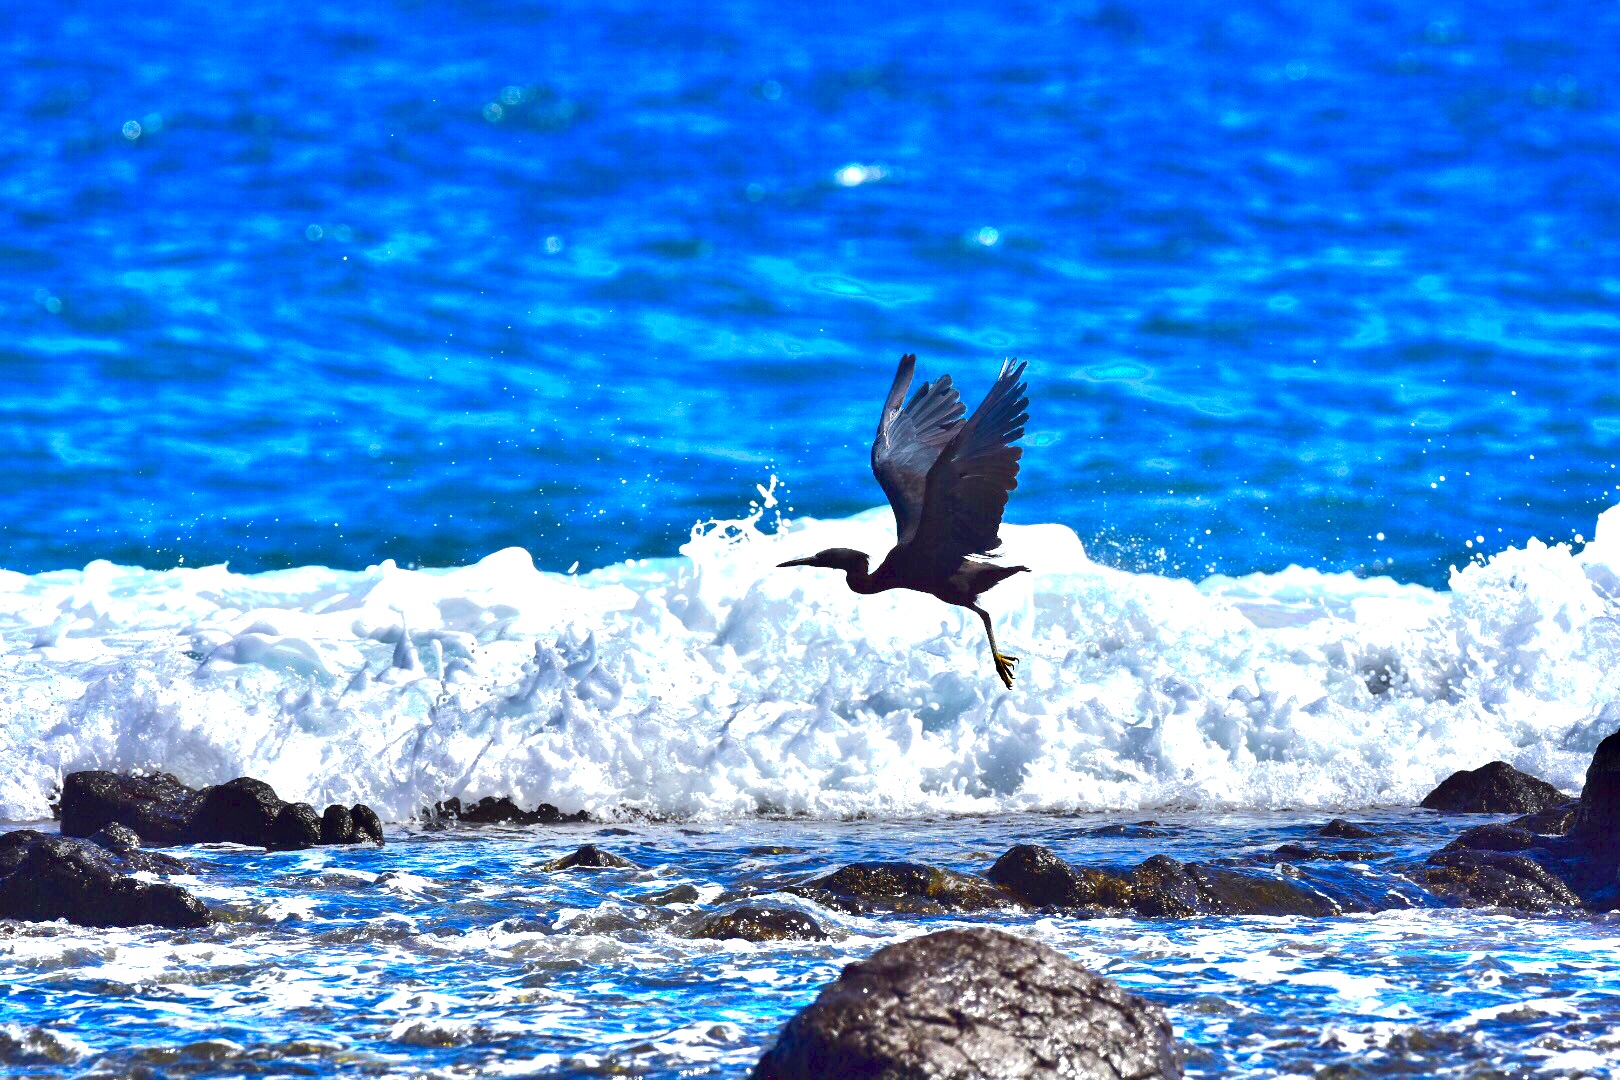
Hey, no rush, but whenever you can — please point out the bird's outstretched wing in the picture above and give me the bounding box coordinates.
[871,353,966,544]
[915,358,1028,563]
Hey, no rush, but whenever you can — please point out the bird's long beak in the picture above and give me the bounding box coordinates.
[777,557,816,568]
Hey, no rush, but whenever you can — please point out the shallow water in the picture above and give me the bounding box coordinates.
[3,812,1618,1079]
[5,0,1620,584]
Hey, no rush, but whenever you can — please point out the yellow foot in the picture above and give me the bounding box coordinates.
[993,651,1019,690]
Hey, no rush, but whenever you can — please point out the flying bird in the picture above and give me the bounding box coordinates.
[779,354,1030,688]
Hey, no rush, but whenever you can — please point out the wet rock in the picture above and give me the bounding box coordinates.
[795,861,1016,914]
[86,824,189,874]
[57,770,385,849]
[1316,818,1377,840]
[1181,863,1340,917]
[1261,843,1383,863]
[1086,821,1171,838]
[1417,849,1581,912]
[693,906,827,942]
[1443,824,1536,854]
[987,844,1133,909]
[751,927,1181,1080]
[1571,730,1620,852]
[0,830,209,929]
[58,771,197,844]
[1420,761,1568,814]
[431,796,590,825]
[268,803,322,851]
[320,805,356,844]
[350,804,385,845]
[644,883,702,906]
[546,844,636,871]
[1509,800,1579,837]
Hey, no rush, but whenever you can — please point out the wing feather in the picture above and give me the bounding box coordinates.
[871,353,966,543]
[915,358,1028,563]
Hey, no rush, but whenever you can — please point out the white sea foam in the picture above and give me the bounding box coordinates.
[2,490,1617,822]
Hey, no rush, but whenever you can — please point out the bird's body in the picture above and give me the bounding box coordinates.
[779,354,1030,688]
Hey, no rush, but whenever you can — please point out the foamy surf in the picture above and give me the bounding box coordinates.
[3,488,1617,823]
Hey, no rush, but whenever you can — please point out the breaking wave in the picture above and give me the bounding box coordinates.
[3,483,1615,822]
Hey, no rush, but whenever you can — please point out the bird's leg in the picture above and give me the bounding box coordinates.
[971,604,1019,689]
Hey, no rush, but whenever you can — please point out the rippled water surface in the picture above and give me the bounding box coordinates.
[4,813,1620,1078]
[5,0,1620,583]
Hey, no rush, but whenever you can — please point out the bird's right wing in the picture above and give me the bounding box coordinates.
[871,353,966,544]
[915,358,1029,562]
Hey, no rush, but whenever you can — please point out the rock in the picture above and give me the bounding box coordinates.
[1418,849,1581,912]
[1126,856,1205,917]
[1420,761,1568,814]
[986,844,1133,909]
[1443,824,1536,854]
[320,805,356,844]
[1261,843,1383,863]
[431,796,590,825]
[1181,863,1341,916]
[350,804,385,845]
[1509,800,1579,837]
[58,771,197,844]
[57,770,385,849]
[85,824,189,874]
[1571,730,1620,851]
[693,906,827,942]
[0,830,209,929]
[796,861,1017,914]
[751,927,1181,1080]
[268,803,322,850]
[644,883,702,906]
[1316,818,1377,839]
[1086,821,1171,838]
[546,844,636,871]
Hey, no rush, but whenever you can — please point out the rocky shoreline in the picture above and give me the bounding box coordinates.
[3,731,1615,1076]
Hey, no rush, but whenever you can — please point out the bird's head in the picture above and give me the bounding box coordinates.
[777,547,870,573]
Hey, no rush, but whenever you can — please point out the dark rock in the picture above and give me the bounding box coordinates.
[0,830,209,929]
[693,906,827,942]
[320,805,356,844]
[1420,761,1568,814]
[796,861,1017,914]
[57,770,384,849]
[268,803,322,850]
[1443,824,1537,854]
[1571,730,1620,851]
[87,822,143,855]
[751,927,1181,1080]
[189,777,284,845]
[350,804,385,845]
[431,795,590,825]
[1418,849,1581,912]
[58,771,198,844]
[986,844,1133,909]
[546,844,635,871]
[1127,856,1205,917]
[644,883,702,906]
[85,825,189,874]
[1316,818,1377,839]
[1183,863,1341,916]
[1510,800,1579,837]
[1261,843,1383,863]
[1087,821,1171,838]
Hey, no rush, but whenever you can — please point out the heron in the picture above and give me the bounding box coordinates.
[778,354,1030,689]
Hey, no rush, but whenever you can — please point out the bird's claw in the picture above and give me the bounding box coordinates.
[993,651,1019,690]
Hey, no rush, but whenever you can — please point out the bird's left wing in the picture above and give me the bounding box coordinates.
[916,358,1028,561]
[871,353,966,543]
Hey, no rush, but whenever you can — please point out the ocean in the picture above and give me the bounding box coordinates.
[4,0,1620,1076]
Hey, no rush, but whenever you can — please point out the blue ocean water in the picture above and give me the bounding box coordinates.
[4,0,1619,584]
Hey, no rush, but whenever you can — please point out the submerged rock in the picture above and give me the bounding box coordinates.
[1420,761,1568,814]
[987,845,1339,917]
[751,927,1181,1080]
[0,830,209,929]
[1316,819,1377,839]
[692,906,826,942]
[1417,849,1580,913]
[1262,843,1383,863]
[795,861,1016,914]
[430,796,591,826]
[57,771,384,849]
[546,844,636,871]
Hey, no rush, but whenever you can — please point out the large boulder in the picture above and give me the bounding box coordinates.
[1416,849,1581,913]
[986,845,1133,909]
[751,927,1180,1080]
[57,771,384,849]
[1571,731,1620,852]
[794,861,1017,915]
[1420,761,1568,814]
[692,906,827,942]
[0,830,209,929]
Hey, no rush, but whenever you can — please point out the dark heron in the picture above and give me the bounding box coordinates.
[779,354,1031,689]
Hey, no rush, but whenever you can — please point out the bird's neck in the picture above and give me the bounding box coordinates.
[845,560,891,595]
